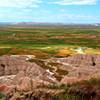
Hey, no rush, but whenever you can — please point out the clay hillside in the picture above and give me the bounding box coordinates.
[0,54,100,100]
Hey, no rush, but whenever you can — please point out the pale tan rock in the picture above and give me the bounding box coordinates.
[61,76,85,84]
[12,71,25,85]
[0,84,15,95]
[16,77,32,92]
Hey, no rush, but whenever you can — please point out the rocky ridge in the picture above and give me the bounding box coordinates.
[0,54,100,99]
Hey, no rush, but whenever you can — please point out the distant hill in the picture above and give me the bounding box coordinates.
[0,22,100,27]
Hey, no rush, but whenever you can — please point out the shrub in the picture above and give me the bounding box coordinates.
[0,92,5,99]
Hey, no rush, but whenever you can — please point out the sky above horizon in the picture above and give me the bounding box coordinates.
[0,0,100,23]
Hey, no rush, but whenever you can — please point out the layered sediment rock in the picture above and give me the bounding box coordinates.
[0,54,100,99]
[0,55,56,83]
[55,54,100,84]
[0,55,57,98]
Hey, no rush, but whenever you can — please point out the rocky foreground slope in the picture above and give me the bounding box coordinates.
[55,54,100,83]
[0,54,100,100]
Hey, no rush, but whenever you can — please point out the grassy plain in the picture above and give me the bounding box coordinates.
[0,26,100,56]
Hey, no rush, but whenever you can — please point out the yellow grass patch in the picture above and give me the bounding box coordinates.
[84,48,100,54]
[57,48,75,57]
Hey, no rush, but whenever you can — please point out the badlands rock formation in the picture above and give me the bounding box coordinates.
[55,54,100,84]
[0,54,99,99]
[0,55,57,98]
[0,55,56,83]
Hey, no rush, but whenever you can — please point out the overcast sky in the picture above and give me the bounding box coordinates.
[0,0,100,23]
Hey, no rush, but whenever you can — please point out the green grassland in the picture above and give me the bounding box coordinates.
[0,26,100,56]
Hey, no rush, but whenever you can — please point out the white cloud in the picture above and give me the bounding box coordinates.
[50,0,97,5]
[0,0,42,8]
[47,13,98,20]
[61,14,94,19]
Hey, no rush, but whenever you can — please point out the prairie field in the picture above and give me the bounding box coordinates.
[0,26,100,57]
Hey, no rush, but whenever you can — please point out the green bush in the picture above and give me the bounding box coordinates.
[0,93,5,99]
[52,92,80,100]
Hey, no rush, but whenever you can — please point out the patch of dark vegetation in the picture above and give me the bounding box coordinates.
[56,68,68,75]
[68,78,100,100]
[29,58,54,71]
[0,92,5,99]
[46,83,70,90]
[53,74,63,81]
[46,77,100,100]
[52,91,81,100]
[44,84,81,100]
[47,62,61,66]
[0,48,11,56]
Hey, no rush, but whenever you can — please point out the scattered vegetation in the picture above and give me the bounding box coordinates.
[56,68,68,75]
[0,92,5,99]
[67,78,100,100]
[0,27,100,57]
[52,92,80,100]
